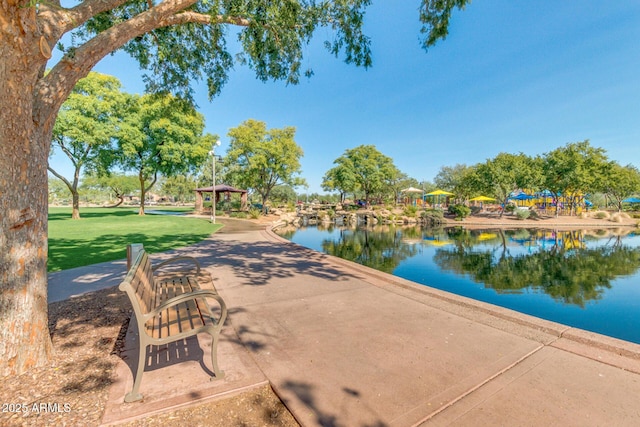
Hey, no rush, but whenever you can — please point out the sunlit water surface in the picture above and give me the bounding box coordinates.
[276,225,640,344]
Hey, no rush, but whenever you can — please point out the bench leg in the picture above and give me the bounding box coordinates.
[209,332,225,380]
[125,344,146,402]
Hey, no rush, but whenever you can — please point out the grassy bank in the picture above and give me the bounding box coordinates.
[48,207,220,272]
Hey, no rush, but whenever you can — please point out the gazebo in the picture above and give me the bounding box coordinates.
[195,184,248,212]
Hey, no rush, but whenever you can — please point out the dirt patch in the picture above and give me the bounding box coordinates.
[446,211,639,229]
[118,384,297,427]
[217,217,271,233]
[0,287,298,427]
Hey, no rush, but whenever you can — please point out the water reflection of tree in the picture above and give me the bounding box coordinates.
[321,226,420,273]
[434,229,640,307]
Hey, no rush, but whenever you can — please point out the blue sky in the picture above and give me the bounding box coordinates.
[49,1,640,194]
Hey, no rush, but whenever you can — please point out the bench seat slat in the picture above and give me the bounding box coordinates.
[145,301,217,339]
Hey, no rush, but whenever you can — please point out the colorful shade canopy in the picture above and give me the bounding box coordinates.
[401,187,424,193]
[425,189,454,196]
[469,195,495,202]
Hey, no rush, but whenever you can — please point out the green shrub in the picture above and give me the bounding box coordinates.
[448,204,471,220]
[403,205,418,217]
[230,212,248,219]
[249,207,261,219]
[594,211,609,219]
[515,209,531,220]
[421,208,444,219]
[505,204,516,213]
[420,209,444,225]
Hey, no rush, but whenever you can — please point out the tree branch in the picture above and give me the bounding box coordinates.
[162,11,251,27]
[38,0,132,38]
[47,165,73,191]
[56,141,79,169]
[145,170,158,194]
[35,0,252,132]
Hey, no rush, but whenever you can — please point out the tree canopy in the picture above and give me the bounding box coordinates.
[602,163,640,212]
[322,144,400,203]
[48,72,127,218]
[475,153,542,217]
[162,175,199,204]
[541,140,609,215]
[224,119,305,209]
[434,163,479,202]
[322,163,358,202]
[117,93,214,214]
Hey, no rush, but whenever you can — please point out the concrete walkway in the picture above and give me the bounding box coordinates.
[51,219,640,426]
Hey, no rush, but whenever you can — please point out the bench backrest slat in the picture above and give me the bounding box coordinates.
[132,253,155,313]
[119,250,156,319]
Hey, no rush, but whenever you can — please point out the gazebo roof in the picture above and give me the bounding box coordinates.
[195,184,247,194]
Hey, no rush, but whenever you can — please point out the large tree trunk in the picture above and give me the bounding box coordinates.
[0,26,53,376]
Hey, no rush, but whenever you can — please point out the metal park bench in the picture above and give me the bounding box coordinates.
[119,244,227,402]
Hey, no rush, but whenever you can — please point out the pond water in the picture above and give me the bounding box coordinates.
[276,225,640,344]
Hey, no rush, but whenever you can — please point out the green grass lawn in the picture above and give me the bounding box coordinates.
[48,207,221,272]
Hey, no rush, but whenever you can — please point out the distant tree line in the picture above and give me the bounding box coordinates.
[320,141,640,215]
[435,140,640,216]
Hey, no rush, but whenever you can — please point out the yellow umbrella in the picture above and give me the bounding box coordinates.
[423,239,452,247]
[469,196,496,202]
[423,236,452,246]
[426,189,454,196]
[425,189,454,206]
[477,232,498,241]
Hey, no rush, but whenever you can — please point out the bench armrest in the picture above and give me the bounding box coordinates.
[145,289,227,323]
[152,256,201,274]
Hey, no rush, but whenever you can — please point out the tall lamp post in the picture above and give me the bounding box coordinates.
[209,139,221,224]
